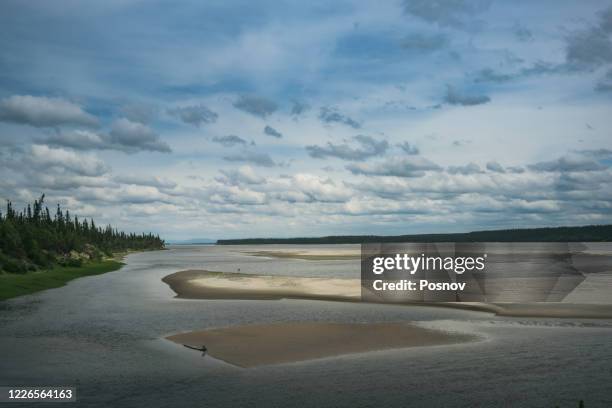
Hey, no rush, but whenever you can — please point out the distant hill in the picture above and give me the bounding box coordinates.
[217,224,612,245]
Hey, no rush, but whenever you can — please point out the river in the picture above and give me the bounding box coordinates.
[1,245,611,407]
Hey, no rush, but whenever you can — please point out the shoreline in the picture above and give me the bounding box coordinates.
[0,247,163,301]
[0,260,124,301]
[162,269,612,319]
[166,322,477,368]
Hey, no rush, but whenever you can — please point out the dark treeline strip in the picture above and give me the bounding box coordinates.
[0,194,164,274]
[217,225,612,245]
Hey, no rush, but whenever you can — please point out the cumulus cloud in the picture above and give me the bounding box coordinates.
[447,162,483,175]
[528,155,606,173]
[346,156,442,177]
[397,142,419,155]
[263,125,283,138]
[212,135,248,147]
[107,118,171,153]
[306,135,388,161]
[444,85,490,106]
[223,151,276,167]
[167,104,218,127]
[28,144,109,177]
[402,0,491,29]
[42,124,171,154]
[400,33,448,52]
[44,129,108,150]
[217,166,266,185]
[319,107,361,128]
[278,174,351,203]
[233,95,278,118]
[210,185,267,206]
[486,161,506,173]
[0,95,98,128]
[113,175,177,189]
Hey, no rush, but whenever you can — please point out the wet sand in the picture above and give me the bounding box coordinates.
[166,322,475,368]
[163,270,612,318]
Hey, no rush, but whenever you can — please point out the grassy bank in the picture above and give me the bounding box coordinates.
[0,259,124,301]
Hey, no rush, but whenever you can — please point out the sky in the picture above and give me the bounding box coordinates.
[1,0,612,240]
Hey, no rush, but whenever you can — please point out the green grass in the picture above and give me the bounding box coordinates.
[0,260,124,301]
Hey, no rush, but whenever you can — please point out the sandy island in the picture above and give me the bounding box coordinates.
[162,270,361,301]
[162,270,612,318]
[166,322,475,368]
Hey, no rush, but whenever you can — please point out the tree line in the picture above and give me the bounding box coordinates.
[217,225,612,245]
[0,194,164,273]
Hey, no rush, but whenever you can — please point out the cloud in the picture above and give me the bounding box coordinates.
[397,142,419,155]
[42,125,171,154]
[513,22,533,42]
[0,95,98,128]
[291,101,310,115]
[113,175,177,189]
[565,27,612,68]
[210,185,267,206]
[346,156,442,177]
[167,104,218,127]
[28,144,109,177]
[223,151,276,167]
[473,68,514,83]
[486,161,506,173]
[444,85,490,106]
[263,125,283,138]
[400,33,448,52]
[279,174,351,203]
[600,6,612,33]
[217,166,265,185]
[447,162,482,175]
[528,155,606,173]
[595,69,612,92]
[44,129,108,150]
[306,135,388,161]
[108,118,171,153]
[576,148,612,159]
[319,107,360,128]
[233,95,278,118]
[120,103,158,124]
[402,0,491,29]
[212,135,248,147]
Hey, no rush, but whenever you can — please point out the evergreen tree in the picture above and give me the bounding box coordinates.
[0,194,164,274]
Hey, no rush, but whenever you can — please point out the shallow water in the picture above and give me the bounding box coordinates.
[1,245,611,407]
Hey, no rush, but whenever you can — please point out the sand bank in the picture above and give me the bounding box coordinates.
[242,249,360,261]
[162,270,612,318]
[166,322,475,367]
[162,270,361,301]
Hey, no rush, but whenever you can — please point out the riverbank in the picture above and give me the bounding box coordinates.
[166,322,476,367]
[162,270,612,318]
[0,259,124,301]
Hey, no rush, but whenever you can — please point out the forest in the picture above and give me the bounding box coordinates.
[0,194,164,274]
[217,224,612,245]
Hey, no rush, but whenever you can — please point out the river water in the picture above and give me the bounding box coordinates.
[1,245,611,407]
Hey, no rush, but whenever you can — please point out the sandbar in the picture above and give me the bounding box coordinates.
[166,322,475,368]
[162,270,612,318]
